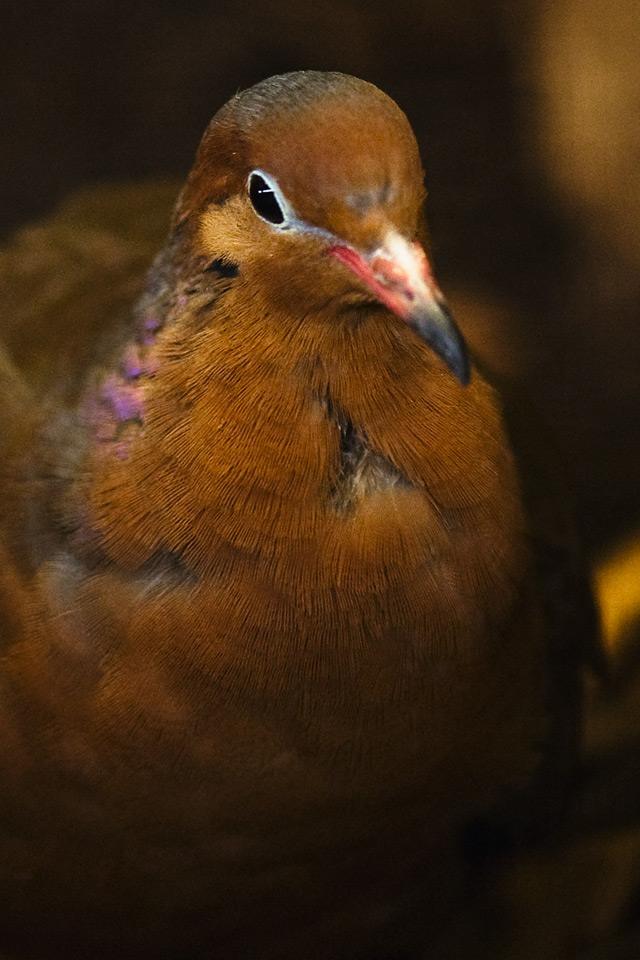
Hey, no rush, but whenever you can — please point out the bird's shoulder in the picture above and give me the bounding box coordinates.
[0,182,178,404]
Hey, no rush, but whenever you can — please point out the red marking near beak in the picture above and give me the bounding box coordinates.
[329,240,441,320]
[329,244,415,318]
[329,238,470,384]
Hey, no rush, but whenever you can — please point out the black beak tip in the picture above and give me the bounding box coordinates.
[410,299,471,386]
[446,335,471,386]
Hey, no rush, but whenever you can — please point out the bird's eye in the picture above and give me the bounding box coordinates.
[248,171,286,226]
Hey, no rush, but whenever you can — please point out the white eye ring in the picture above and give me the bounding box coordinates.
[247,169,295,229]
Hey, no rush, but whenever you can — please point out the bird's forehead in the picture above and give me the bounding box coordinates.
[247,96,422,225]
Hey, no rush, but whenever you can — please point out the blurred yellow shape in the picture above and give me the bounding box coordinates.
[596,533,640,651]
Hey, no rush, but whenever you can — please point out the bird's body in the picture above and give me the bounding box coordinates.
[0,73,588,958]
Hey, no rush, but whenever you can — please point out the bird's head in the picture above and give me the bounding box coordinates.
[176,71,469,384]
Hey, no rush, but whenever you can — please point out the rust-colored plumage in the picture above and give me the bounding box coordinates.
[0,72,594,959]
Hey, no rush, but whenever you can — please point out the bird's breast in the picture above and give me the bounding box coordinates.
[79,351,528,693]
[66,341,531,774]
[0,369,541,956]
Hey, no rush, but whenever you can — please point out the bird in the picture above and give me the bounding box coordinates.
[0,71,598,959]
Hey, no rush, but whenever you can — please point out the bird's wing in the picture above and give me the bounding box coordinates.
[0,181,178,405]
[0,183,180,615]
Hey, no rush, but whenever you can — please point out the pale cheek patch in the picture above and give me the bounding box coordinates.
[199,197,256,262]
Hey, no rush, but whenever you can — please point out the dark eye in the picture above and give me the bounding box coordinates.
[248,172,285,225]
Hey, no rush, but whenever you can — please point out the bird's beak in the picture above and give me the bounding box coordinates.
[329,232,469,385]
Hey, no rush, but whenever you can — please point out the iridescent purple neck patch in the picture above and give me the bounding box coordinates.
[85,303,164,460]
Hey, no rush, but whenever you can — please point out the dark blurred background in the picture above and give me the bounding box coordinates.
[2,4,640,953]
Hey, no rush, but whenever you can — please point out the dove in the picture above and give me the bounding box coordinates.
[0,71,596,959]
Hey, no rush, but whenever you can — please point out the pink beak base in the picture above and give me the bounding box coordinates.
[329,241,469,385]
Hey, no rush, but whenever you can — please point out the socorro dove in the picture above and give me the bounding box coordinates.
[0,72,599,959]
